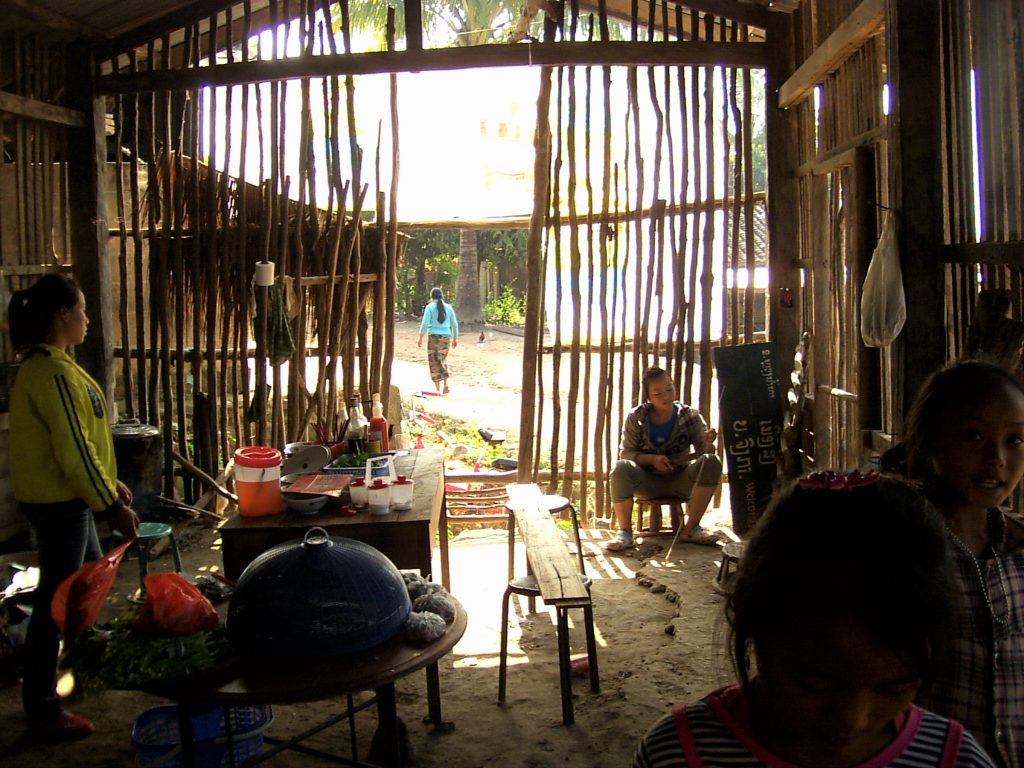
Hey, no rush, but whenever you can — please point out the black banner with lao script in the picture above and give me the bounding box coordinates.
[714,342,783,536]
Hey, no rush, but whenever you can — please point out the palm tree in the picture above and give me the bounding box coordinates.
[346,1,530,324]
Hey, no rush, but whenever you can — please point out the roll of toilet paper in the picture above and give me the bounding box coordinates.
[254,260,275,287]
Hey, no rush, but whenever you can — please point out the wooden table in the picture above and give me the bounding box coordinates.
[149,601,467,768]
[219,448,447,582]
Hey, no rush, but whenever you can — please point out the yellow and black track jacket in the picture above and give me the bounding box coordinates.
[10,344,120,513]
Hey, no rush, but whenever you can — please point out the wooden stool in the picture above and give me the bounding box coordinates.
[712,540,745,595]
[635,497,686,534]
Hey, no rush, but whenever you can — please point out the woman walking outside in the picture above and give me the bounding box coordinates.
[417,287,459,394]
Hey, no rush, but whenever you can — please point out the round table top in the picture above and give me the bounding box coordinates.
[148,599,467,706]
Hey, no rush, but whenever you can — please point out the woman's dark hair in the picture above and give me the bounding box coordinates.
[8,273,80,350]
[430,287,446,324]
[726,473,955,694]
[880,360,1024,488]
[640,366,670,401]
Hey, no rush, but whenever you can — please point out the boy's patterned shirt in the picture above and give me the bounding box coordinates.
[917,510,1024,768]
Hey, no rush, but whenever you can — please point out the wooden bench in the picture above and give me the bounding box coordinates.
[499,484,599,725]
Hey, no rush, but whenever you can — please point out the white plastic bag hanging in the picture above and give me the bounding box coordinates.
[860,211,906,347]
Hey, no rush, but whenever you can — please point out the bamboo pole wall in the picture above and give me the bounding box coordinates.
[940,0,1024,361]
[521,4,767,524]
[97,1,401,501]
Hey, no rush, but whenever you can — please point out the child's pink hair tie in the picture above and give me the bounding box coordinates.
[798,469,881,491]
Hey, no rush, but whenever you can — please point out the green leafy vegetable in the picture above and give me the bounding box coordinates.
[61,615,231,693]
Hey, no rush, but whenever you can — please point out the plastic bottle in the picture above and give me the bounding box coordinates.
[345,395,365,454]
[367,392,389,453]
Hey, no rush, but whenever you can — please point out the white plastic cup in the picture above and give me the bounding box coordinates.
[390,475,414,510]
[368,478,391,515]
[349,477,369,508]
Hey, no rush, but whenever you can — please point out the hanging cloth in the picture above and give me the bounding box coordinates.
[253,280,295,367]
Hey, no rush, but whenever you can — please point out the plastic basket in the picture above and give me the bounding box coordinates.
[132,704,271,768]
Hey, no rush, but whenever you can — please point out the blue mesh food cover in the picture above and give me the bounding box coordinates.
[227,528,411,658]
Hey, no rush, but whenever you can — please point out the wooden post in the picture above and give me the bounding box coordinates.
[849,147,880,432]
[65,41,115,407]
[887,0,944,425]
[765,11,802,392]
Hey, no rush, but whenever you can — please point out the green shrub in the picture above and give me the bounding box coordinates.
[483,286,526,326]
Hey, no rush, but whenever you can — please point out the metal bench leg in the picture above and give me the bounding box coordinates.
[497,585,513,703]
[556,607,574,725]
[583,604,600,693]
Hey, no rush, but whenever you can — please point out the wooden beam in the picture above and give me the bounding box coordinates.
[943,241,1024,267]
[888,0,944,428]
[404,0,423,52]
[96,0,271,61]
[400,191,767,230]
[765,10,804,396]
[798,125,887,176]
[65,42,116,407]
[0,91,86,128]
[0,0,99,37]
[586,0,767,30]
[98,40,767,94]
[778,0,885,109]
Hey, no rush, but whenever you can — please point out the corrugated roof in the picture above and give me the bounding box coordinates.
[1,0,795,44]
[0,0,199,40]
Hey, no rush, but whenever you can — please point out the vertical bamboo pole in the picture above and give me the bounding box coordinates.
[128,51,148,425]
[112,61,135,418]
[383,5,401,419]
[518,25,556,481]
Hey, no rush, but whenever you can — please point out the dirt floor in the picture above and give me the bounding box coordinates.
[0,320,738,767]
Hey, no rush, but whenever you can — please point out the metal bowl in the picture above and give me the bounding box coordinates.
[282,491,330,515]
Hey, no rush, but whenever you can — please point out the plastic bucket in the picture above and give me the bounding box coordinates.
[234,446,282,517]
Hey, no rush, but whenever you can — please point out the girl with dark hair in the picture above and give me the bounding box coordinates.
[417,287,459,394]
[881,360,1024,767]
[632,472,995,767]
[8,273,139,741]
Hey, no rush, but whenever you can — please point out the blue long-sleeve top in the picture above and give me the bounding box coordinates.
[419,301,459,339]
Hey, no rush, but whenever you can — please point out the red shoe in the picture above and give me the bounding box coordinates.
[32,711,95,741]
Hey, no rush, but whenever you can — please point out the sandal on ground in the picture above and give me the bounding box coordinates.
[30,711,95,742]
[603,531,634,552]
[678,526,721,546]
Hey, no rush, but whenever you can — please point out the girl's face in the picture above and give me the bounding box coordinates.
[929,380,1024,515]
[645,374,676,409]
[54,291,89,347]
[752,614,922,767]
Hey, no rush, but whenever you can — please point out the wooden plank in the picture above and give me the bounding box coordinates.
[942,241,1024,267]
[97,40,768,94]
[778,0,885,109]
[506,484,588,604]
[0,91,85,128]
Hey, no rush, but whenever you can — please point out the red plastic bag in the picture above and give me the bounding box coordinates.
[132,573,219,637]
[52,540,133,642]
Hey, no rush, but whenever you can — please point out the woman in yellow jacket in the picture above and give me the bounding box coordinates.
[8,274,138,741]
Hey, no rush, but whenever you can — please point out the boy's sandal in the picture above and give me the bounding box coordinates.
[603,533,634,552]
[679,526,721,546]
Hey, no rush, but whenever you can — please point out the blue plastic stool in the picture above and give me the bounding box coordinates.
[113,522,183,600]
